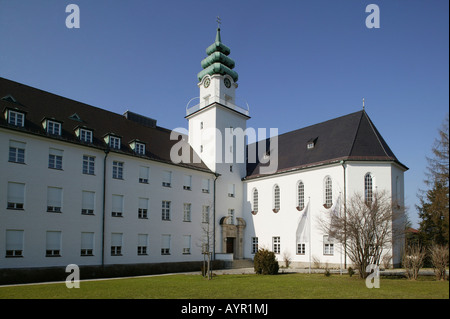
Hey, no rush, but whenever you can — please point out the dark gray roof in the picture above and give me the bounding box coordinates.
[0,77,212,174]
[245,110,408,180]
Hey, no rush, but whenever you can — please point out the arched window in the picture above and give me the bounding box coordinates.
[273,184,280,213]
[252,188,258,214]
[324,176,332,209]
[297,181,305,211]
[364,173,373,205]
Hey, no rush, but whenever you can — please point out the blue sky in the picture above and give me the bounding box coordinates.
[1,0,448,228]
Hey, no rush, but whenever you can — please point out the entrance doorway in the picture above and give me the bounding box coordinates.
[226,237,235,254]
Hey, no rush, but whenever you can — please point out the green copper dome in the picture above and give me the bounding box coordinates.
[197,28,238,82]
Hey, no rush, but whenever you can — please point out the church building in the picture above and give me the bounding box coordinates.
[0,26,407,277]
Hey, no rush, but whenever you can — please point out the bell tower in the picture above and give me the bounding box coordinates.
[186,21,249,259]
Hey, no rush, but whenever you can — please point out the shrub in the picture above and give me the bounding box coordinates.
[348,267,355,277]
[254,248,279,275]
[429,244,449,281]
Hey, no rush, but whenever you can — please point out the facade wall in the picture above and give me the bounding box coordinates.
[0,128,215,269]
[243,161,405,268]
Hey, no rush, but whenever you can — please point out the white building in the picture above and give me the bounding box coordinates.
[0,27,407,278]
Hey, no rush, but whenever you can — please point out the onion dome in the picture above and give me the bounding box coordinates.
[197,28,238,83]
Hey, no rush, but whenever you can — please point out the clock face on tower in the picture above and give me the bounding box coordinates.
[224,78,231,88]
[204,78,210,88]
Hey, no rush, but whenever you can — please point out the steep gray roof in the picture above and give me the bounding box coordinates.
[245,110,408,180]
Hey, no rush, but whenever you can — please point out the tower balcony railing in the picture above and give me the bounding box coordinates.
[186,95,249,117]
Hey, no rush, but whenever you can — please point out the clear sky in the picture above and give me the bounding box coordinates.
[1,0,448,228]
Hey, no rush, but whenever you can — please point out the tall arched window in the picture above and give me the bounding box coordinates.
[252,188,258,214]
[297,181,305,211]
[273,184,280,213]
[324,176,332,209]
[364,173,373,205]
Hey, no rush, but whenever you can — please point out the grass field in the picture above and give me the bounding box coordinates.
[0,273,448,299]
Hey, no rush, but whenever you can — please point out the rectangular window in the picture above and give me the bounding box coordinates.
[47,120,61,135]
[251,237,259,254]
[48,148,63,170]
[81,232,94,256]
[9,140,25,164]
[162,170,172,187]
[8,110,25,127]
[183,235,191,254]
[138,197,149,219]
[79,128,93,143]
[228,184,235,198]
[202,179,210,193]
[202,205,210,223]
[5,230,24,257]
[272,236,281,254]
[7,182,25,210]
[183,203,191,222]
[227,209,235,225]
[111,233,123,256]
[297,243,306,255]
[112,195,123,217]
[161,234,171,255]
[138,234,148,255]
[323,235,334,255]
[135,142,145,155]
[183,175,192,190]
[82,155,95,175]
[47,187,62,213]
[46,231,61,257]
[162,201,171,220]
[81,191,95,215]
[112,161,124,179]
[139,166,149,183]
[109,136,121,149]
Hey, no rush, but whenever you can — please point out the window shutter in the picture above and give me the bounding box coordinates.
[46,231,61,250]
[112,195,123,212]
[7,182,25,204]
[82,191,95,210]
[47,187,62,208]
[111,233,122,246]
[138,234,148,246]
[81,232,94,249]
[6,230,23,251]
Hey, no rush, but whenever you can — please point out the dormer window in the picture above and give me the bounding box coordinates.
[129,139,146,155]
[307,137,318,150]
[75,127,93,143]
[42,119,62,136]
[6,110,25,127]
[104,134,121,150]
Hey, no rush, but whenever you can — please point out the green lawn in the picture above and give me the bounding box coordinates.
[0,273,448,299]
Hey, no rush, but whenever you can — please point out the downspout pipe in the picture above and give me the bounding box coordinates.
[212,173,219,260]
[340,160,347,268]
[101,148,109,267]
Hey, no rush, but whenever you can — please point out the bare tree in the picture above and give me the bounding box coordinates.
[402,244,426,280]
[429,244,449,281]
[320,190,406,279]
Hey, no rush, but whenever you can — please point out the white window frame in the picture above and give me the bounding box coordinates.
[251,237,259,254]
[111,194,124,217]
[135,142,145,155]
[202,205,210,224]
[82,155,95,175]
[162,170,172,187]
[137,234,148,255]
[48,148,63,170]
[46,231,62,257]
[9,140,25,164]
[138,197,149,219]
[272,236,281,254]
[109,136,121,149]
[297,181,305,211]
[5,230,24,257]
[183,235,191,254]
[81,232,94,256]
[227,209,235,225]
[112,161,124,179]
[252,188,258,214]
[162,200,171,220]
[161,234,171,255]
[183,203,191,222]
[273,184,280,212]
[81,191,95,215]
[139,166,149,184]
[111,233,123,256]
[7,182,25,210]
[323,235,334,255]
[79,128,93,143]
[7,110,25,127]
[365,173,374,205]
[183,175,192,190]
[47,120,61,135]
[202,179,210,193]
[47,187,63,213]
[324,176,333,208]
[297,243,306,255]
